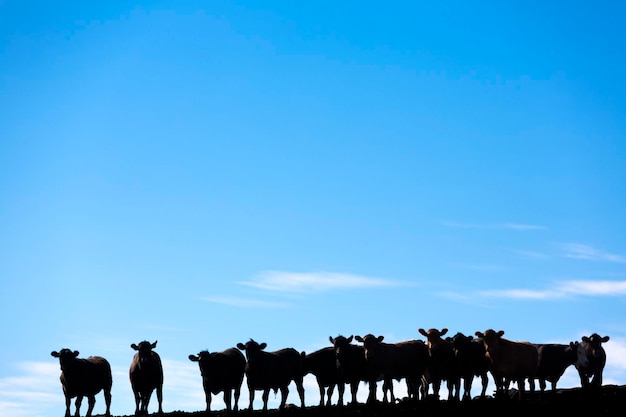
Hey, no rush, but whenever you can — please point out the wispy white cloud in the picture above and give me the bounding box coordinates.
[201,296,293,308]
[441,221,546,230]
[477,288,561,300]
[561,243,626,263]
[0,362,62,417]
[239,271,404,293]
[474,280,626,300]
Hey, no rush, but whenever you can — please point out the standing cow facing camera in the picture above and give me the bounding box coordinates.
[130,340,163,416]
[51,348,112,417]
[188,347,246,412]
[475,329,538,400]
[577,333,610,389]
[237,339,306,411]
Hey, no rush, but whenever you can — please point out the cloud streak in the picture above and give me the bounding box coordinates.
[239,271,404,293]
[201,296,293,308]
[476,280,626,300]
[561,243,626,263]
[442,221,546,230]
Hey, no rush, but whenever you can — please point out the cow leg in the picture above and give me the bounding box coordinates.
[223,389,230,412]
[247,387,255,411]
[326,384,335,407]
[262,388,271,411]
[204,389,212,412]
[63,394,71,417]
[367,380,377,405]
[74,396,83,417]
[85,395,96,417]
[133,390,141,415]
[350,381,359,405]
[462,376,471,401]
[103,387,112,417]
[234,384,241,411]
[295,378,305,408]
[479,373,488,398]
[446,378,458,401]
[432,379,441,400]
[156,385,163,414]
[337,381,345,406]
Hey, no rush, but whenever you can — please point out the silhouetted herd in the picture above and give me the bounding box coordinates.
[51,329,613,417]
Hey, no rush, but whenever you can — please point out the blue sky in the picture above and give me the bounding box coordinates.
[2,1,626,416]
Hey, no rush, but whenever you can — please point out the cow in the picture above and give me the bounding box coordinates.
[129,340,163,416]
[236,339,305,411]
[475,329,538,400]
[51,349,112,417]
[448,332,489,400]
[303,346,345,407]
[354,334,428,405]
[329,335,369,405]
[418,328,460,401]
[576,333,610,389]
[534,342,588,393]
[188,347,246,412]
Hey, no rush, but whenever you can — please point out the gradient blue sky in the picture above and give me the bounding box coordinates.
[2,1,626,416]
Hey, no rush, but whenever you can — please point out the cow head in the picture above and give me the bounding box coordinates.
[475,329,505,357]
[189,351,213,376]
[131,340,158,368]
[582,333,610,359]
[237,339,267,362]
[329,335,353,362]
[51,349,79,371]
[568,341,589,368]
[354,334,384,362]
[418,328,449,348]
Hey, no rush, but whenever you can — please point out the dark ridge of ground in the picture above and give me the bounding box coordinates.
[101,385,626,417]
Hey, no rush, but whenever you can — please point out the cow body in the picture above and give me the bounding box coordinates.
[355,334,428,405]
[536,342,588,392]
[448,332,489,400]
[329,335,369,405]
[188,348,246,412]
[51,349,112,417]
[418,328,460,401]
[576,333,610,388]
[237,339,305,411]
[303,346,345,407]
[475,329,538,399]
[130,340,163,416]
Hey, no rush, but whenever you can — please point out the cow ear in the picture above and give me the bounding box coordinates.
[152,341,158,348]
[131,344,139,350]
[418,328,427,336]
[347,335,353,343]
[354,335,363,342]
[236,343,246,351]
[466,335,473,341]
[377,336,385,342]
[259,343,267,350]
[441,328,448,336]
[497,330,505,337]
[73,351,79,357]
[329,336,335,344]
[601,336,610,343]
[582,336,590,343]
[51,351,60,358]
[475,331,483,338]
[189,354,200,362]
